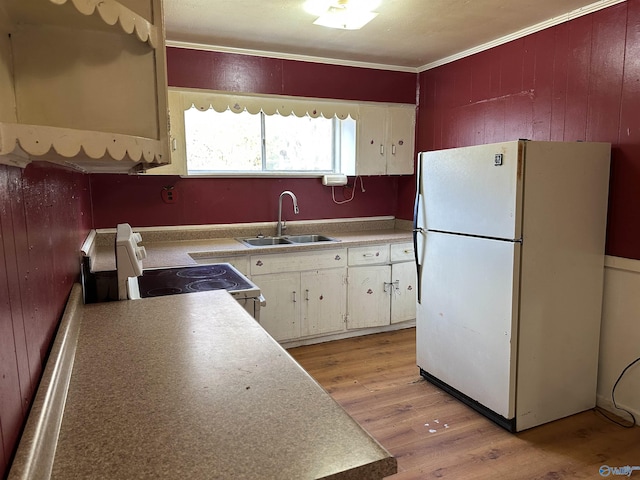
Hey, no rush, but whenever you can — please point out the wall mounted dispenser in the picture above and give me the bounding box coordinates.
[322,174,348,186]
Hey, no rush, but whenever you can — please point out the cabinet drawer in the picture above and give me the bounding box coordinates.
[251,248,347,275]
[390,242,414,263]
[348,245,390,266]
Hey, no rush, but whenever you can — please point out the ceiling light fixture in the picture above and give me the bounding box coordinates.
[303,0,381,30]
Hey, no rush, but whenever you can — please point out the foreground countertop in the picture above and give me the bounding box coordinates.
[11,287,396,479]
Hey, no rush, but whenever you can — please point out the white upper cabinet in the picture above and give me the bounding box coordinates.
[0,0,169,173]
[356,104,415,175]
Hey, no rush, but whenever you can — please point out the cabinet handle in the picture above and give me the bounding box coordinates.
[171,138,177,151]
[384,280,400,295]
[305,289,309,301]
[392,144,396,155]
[403,249,412,254]
[293,291,297,303]
[363,253,375,258]
[380,144,384,155]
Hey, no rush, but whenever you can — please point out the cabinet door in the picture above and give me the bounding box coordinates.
[254,272,300,341]
[301,268,347,337]
[347,265,390,329]
[386,106,415,175]
[356,105,387,175]
[390,261,417,324]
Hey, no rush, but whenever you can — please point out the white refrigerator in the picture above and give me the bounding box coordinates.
[413,140,611,432]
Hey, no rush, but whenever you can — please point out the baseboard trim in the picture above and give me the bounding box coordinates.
[596,394,640,426]
[282,321,415,349]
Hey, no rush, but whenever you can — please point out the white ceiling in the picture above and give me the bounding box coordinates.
[163,0,621,71]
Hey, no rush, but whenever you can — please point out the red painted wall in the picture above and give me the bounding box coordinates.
[90,48,417,229]
[397,0,640,260]
[0,162,91,477]
[90,175,397,228]
[166,47,417,103]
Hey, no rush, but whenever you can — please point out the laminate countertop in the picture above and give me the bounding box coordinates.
[9,286,397,479]
[88,218,413,272]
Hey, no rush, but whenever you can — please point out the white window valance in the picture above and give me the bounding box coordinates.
[173,88,359,120]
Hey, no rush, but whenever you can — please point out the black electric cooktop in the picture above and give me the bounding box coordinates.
[137,264,256,298]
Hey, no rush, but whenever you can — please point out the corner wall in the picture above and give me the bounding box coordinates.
[0,162,91,478]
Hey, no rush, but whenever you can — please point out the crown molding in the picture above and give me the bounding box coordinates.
[165,40,418,73]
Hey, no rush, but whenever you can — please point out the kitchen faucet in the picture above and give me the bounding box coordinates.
[277,190,299,236]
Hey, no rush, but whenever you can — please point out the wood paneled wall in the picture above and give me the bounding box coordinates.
[166,47,417,103]
[90,175,399,228]
[397,0,640,260]
[0,162,91,477]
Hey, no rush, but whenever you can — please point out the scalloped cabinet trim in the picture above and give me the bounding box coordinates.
[0,0,169,172]
[49,0,159,47]
[0,122,165,167]
[178,88,360,120]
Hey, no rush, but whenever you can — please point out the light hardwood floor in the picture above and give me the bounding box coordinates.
[287,328,640,479]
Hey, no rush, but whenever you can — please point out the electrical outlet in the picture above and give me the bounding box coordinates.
[161,186,178,204]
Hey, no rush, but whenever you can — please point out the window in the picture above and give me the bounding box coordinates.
[171,89,357,177]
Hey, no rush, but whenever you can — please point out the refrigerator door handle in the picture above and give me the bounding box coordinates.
[413,154,424,304]
[412,227,423,304]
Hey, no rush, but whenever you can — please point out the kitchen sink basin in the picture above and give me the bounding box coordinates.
[238,234,339,247]
[285,234,337,243]
[239,237,292,247]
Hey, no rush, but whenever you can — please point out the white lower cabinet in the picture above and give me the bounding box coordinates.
[253,272,300,341]
[250,249,347,342]
[247,242,415,343]
[347,264,391,329]
[347,242,416,329]
[390,261,417,324]
[301,268,347,337]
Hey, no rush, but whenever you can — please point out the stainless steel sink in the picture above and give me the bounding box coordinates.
[238,234,338,247]
[285,234,337,243]
[239,237,292,247]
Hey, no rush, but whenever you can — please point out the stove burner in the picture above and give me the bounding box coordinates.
[176,266,227,279]
[186,279,240,292]
[146,287,183,297]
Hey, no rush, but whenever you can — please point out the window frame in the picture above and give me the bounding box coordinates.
[166,87,359,178]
